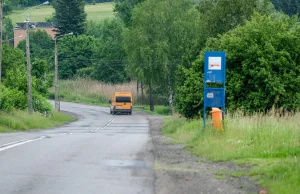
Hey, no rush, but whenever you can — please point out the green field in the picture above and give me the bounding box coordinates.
[8,3,114,24]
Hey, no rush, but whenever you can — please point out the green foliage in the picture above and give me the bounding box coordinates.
[199,0,273,40]
[218,13,300,112]
[58,34,96,79]
[1,44,26,79]
[3,64,54,115]
[8,42,53,96]
[17,29,54,64]
[176,0,273,82]
[89,18,128,83]
[4,67,28,93]
[45,12,56,22]
[113,0,145,26]
[123,0,201,110]
[175,58,204,119]
[0,86,27,112]
[176,13,300,118]
[2,17,14,44]
[32,58,53,96]
[272,0,300,17]
[143,105,170,116]
[59,18,128,84]
[32,93,53,115]
[54,0,87,35]
[3,1,13,14]
[0,111,74,133]
[85,21,102,38]
[1,43,53,114]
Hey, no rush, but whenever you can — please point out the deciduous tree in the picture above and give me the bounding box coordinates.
[123,0,200,112]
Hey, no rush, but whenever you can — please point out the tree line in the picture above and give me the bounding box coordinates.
[115,0,300,116]
[2,0,300,116]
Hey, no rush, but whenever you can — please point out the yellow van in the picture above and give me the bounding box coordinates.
[109,92,133,115]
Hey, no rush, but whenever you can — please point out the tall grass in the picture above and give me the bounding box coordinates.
[162,112,300,194]
[56,78,138,105]
[53,78,171,115]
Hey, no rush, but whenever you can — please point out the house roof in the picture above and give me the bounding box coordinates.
[15,22,55,29]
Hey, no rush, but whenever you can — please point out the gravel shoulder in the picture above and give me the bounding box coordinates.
[149,116,260,194]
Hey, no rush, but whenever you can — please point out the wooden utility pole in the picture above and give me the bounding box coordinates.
[54,32,72,112]
[0,0,3,84]
[54,38,60,111]
[26,17,33,114]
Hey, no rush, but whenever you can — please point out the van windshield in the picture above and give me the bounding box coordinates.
[116,96,131,103]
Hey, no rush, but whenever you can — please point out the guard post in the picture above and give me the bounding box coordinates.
[203,52,226,129]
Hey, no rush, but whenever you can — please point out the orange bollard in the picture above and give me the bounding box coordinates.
[210,108,223,131]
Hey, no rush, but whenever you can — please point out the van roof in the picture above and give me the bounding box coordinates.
[114,92,132,96]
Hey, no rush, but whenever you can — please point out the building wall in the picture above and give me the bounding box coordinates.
[14,28,56,47]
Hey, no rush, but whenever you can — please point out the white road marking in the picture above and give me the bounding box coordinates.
[91,116,116,133]
[0,137,45,152]
[49,133,69,137]
[0,115,115,152]
[0,132,74,152]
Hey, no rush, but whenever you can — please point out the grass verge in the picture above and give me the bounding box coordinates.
[162,113,300,194]
[0,111,75,132]
[142,105,170,116]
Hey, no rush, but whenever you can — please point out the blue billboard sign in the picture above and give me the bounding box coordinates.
[204,52,226,83]
[203,52,226,128]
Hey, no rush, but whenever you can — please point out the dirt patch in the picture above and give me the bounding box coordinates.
[150,116,260,194]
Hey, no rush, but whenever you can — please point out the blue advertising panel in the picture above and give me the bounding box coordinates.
[204,88,225,108]
[204,52,226,83]
[203,52,226,128]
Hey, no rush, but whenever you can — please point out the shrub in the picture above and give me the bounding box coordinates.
[33,93,53,116]
[175,13,300,118]
[0,86,27,112]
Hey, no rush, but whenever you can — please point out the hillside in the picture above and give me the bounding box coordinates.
[8,3,114,24]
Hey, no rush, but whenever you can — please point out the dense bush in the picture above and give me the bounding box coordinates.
[33,93,53,116]
[32,58,53,96]
[1,45,53,114]
[89,18,128,84]
[175,58,204,119]
[58,35,96,79]
[175,13,300,118]
[17,30,54,64]
[0,86,27,112]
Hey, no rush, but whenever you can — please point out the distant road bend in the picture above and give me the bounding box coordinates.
[0,102,154,194]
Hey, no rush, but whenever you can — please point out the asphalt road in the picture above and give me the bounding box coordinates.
[0,102,154,194]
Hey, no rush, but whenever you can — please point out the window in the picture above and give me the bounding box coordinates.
[116,96,131,103]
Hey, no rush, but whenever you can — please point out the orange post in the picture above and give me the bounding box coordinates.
[210,108,223,131]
